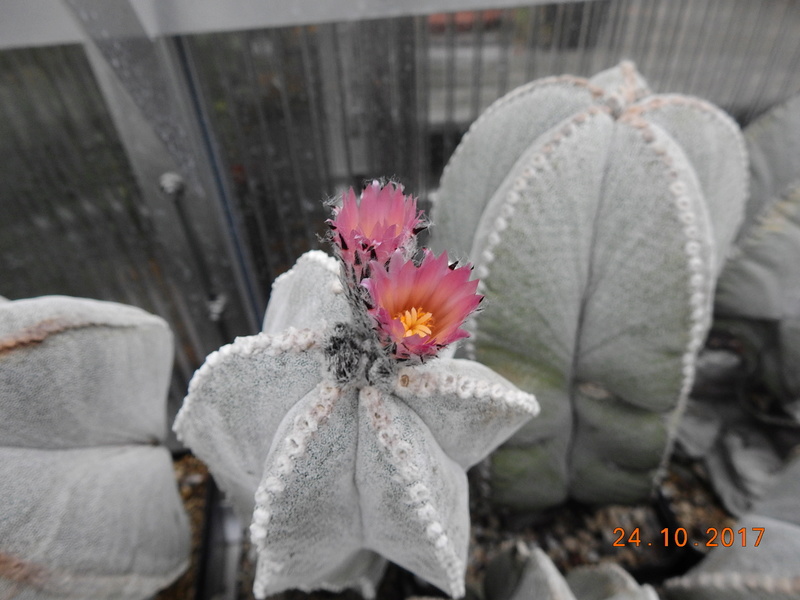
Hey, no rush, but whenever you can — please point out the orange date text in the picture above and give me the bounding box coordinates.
[612,527,764,548]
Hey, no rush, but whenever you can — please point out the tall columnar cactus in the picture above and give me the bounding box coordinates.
[714,93,800,419]
[0,296,189,599]
[174,182,539,598]
[432,62,748,509]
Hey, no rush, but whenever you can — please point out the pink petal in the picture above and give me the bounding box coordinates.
[330,182,420,277]
[362,248,482,358]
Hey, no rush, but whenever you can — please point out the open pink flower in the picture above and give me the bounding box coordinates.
[361,250,483,359]
[328,181,424,278]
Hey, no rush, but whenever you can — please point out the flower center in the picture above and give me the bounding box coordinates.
[397,307,434,338]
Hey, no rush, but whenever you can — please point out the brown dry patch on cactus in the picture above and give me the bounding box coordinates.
[0,319,97,356]
[633,95,718,115]
[619,61,640,96]
[0,552,49,589]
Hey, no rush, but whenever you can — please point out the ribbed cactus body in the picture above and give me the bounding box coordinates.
[175,250,539,598]
[0,296,189,599]
[715,93,800,412]
[432,63,747,509]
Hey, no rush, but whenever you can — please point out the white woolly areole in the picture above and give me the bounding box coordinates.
[394,366,539,416]
[628,94,748,276]
[175,327,324,432]
[252,383,341,577]
[665,571,800,595]
[262,250,350,335]
[666,572,800,594]
[629,115,715,479]
[439,74,600,187]
[271,250,340,288]
[465,106,613,362]
[389,358,539,472]
[362,387,465,598]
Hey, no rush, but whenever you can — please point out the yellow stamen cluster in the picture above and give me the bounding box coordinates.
[397,307,434,338]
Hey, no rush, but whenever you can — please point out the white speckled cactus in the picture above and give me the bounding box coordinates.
[665,452,800,599]
[0,295,189,600]
[715,92,800,419]
[432,62,748,509]
[174,183,539,598]
[485,544,658,600]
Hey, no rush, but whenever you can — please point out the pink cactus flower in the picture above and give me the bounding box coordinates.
[362,250,483,359]
[329,181,424,278]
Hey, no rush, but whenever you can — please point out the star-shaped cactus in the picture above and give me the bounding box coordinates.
[175,184,539,598]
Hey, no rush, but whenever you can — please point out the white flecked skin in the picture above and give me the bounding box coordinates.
[431,62,748,509]
[174,250,539,598]
[715,93,800,406]
[0,296,190,600]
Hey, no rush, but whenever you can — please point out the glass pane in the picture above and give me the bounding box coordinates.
[182,0,800,292]
[183,18,424,292]
[0,45,200,422]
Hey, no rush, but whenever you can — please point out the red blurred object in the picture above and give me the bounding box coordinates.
[427,10,504,32]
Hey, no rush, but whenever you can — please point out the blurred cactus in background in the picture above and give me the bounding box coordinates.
[485,544,658,600]
[665,452,800,599]
[671,93,800,528]
[0,296,189,600]
[714,92,800,423]
[432,62,748,510]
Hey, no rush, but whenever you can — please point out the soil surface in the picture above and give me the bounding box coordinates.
[156,454,210,600]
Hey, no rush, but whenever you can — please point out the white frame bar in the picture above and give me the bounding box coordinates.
[1,0,593,49]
